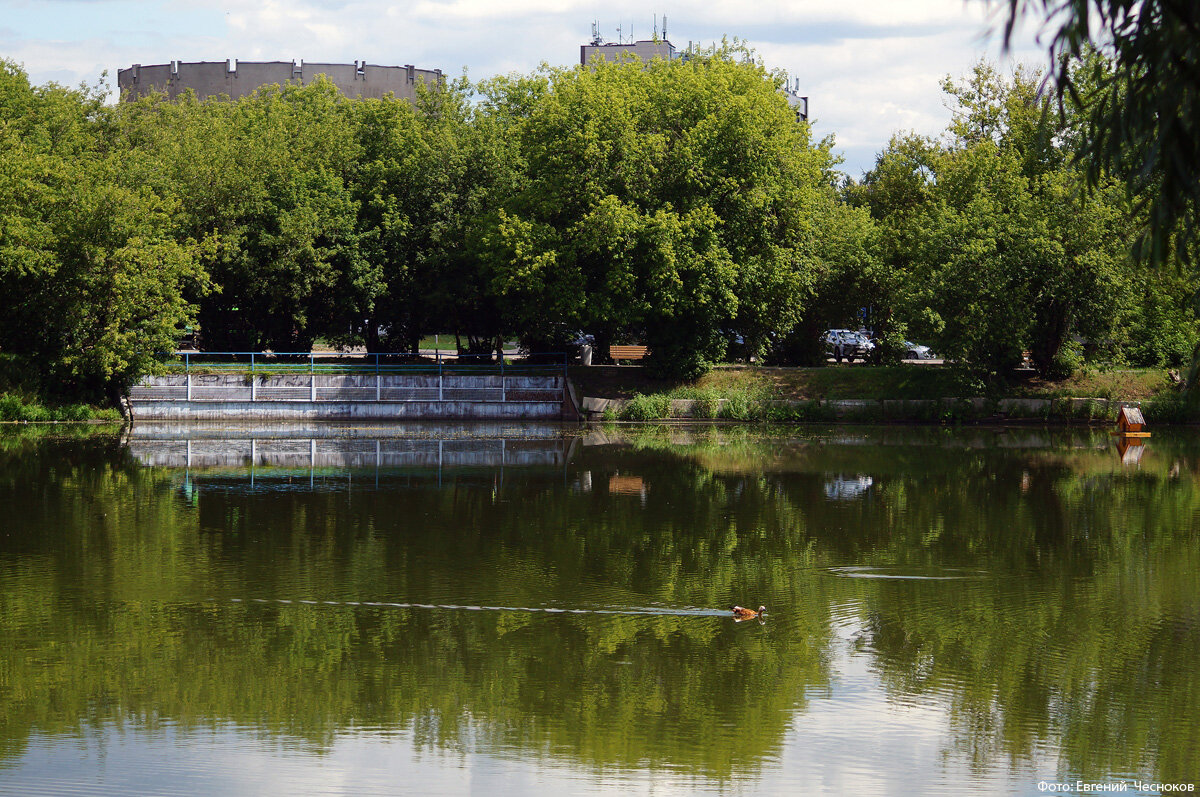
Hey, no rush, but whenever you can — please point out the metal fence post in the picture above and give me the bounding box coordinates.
[375,353,381,401]
[310,354,316,401]
[439,353,444,401]
[250,353,256,402]
[501,356,506,402]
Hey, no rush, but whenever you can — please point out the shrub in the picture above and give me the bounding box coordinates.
[621,393,672,421]
[1143,394,1193,424]
[0,394,25,421]
[692,391,721,419]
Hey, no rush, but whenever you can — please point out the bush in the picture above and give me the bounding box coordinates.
[0,392,121,422]
[692,391,721,419]
[620,393,672,421]
[0,394,25,421]
[1143,393,1194,424]
[718,390,755,420]
[763,401,836,422]
[1045,341,1084,380]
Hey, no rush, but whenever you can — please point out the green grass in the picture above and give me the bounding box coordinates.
[0,355,123,422]
[574,364,1175,402]
[574,363,1191,423]
[0,393,123,423]
[1006,367,1171,401]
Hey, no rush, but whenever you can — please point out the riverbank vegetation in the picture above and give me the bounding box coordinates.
[571,364,1172,402]
[0,357,125,422]
[1,29,1197,405]
[573,365,1182,423]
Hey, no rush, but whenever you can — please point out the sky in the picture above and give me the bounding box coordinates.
[0,0,1047,177]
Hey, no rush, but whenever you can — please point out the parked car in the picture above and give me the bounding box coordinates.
[823,329,874,362]
[903,341,935,360]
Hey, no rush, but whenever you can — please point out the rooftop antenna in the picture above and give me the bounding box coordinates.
[591,20,603,46]
[654,14,658,41]
[663,15,667,41]
[616,23,622,44]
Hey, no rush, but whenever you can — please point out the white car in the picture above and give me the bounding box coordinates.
[903,341,935,360]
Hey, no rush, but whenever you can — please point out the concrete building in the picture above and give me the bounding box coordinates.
[117,60,443,102]
[580,38,678,65]
[783,78,809,123]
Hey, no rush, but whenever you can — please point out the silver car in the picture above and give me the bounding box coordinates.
[824,329,874,362]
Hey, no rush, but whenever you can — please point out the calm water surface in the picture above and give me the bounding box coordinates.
[1,422,1197,795]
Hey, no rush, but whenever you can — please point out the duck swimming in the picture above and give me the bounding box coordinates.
[730,605,766,620]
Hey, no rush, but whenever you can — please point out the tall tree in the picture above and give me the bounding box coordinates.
[480,45,851,377]
[113,78,367,352]
[855,62,1135,378]
[0,61,204,402]
[999,0,1199,264]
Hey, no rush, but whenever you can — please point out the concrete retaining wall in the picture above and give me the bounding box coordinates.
[130,373,567,420]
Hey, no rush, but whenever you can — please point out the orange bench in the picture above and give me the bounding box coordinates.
[609,345,649,363]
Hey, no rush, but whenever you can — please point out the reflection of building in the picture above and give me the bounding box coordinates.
[1116,436,1147,466]
[128,423,573,472]
[117,60,444,102]
[127,424,575,493]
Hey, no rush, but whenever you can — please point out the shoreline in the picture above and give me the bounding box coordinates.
[578,395,1167,424]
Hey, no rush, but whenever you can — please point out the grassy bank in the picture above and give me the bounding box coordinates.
[0,393,124,423]
[0,355,124,422]
[569,364,1188,423]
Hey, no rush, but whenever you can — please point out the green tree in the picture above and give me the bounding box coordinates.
[0,62,204,402]
[113,77,369,352]
[857,63,1134,378]
[479,46,848,377]
[1000,0,1199,264]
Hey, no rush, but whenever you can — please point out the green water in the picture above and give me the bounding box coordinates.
[0,424,1197,795]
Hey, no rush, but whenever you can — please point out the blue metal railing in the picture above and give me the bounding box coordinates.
[163,351,569,376]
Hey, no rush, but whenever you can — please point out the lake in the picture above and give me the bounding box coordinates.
[0,422,1196,795]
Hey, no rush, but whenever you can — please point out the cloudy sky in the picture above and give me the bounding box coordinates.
[0,0,1047,177]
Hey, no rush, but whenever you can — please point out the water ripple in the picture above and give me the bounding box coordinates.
[218,597,730,617]
[825,566,988,581]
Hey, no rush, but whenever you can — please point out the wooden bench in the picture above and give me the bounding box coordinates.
[609,345,649,363]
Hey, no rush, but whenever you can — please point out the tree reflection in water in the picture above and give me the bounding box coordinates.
[0,424,1196,790]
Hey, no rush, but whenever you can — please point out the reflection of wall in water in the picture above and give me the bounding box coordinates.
[131,437,569,470]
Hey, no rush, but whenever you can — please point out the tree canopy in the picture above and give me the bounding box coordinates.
[1,44,1198,401]
[999,0,1200,264]
[0,61,205,401]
